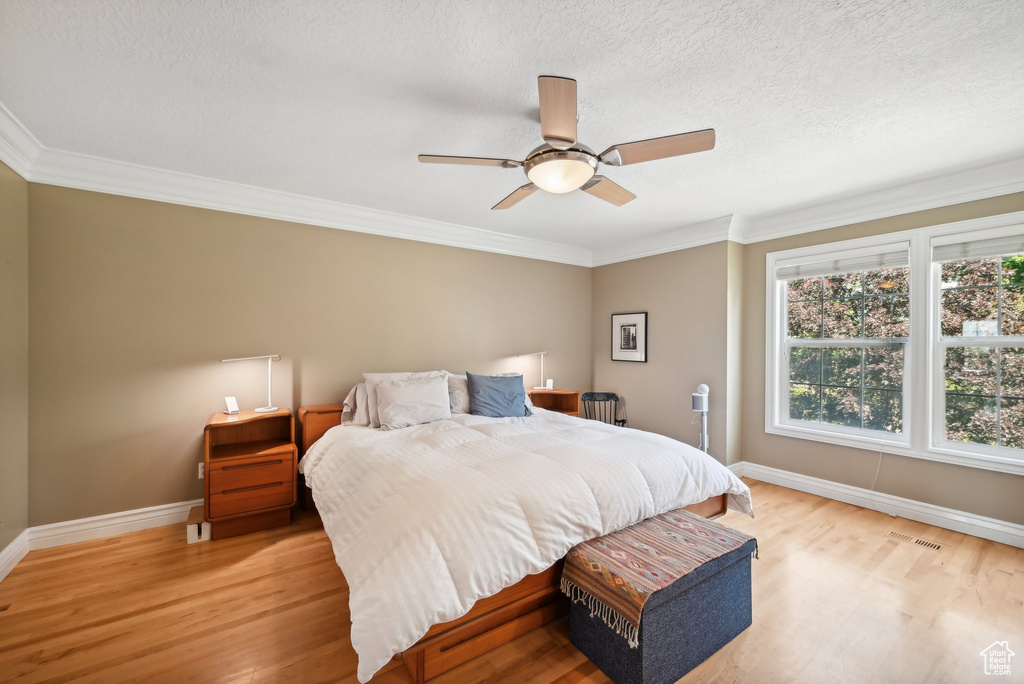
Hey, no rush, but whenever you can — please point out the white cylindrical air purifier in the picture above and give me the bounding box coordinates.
[692,384,709,452]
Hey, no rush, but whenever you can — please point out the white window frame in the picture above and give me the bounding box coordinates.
[929,223,1024,472]
[765,210,1024,476]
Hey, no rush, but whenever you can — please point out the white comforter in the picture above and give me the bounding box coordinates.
[300,408,753,682]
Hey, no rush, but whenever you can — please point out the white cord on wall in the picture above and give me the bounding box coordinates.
[869,449,884,492]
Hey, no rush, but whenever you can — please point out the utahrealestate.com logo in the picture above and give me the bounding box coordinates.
[980,641,1014,676]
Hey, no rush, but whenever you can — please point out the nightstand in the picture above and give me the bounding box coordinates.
[527,389,580,416]
[203,409,297,539]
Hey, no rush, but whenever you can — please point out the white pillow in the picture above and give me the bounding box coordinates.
[375,376,452,430]
[364,370,447,428]
[445,372,471,414]
[341,383,371,426]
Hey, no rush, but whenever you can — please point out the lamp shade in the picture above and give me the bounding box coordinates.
[527,158,596,193]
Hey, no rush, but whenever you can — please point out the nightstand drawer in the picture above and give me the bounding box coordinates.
[209,455,294,494]
[210,481,293,518]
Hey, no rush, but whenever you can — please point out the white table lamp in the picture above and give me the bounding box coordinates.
[517,351,549,390]
[221,354,281,412]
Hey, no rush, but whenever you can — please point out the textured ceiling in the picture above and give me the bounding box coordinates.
[1,0,1022,250]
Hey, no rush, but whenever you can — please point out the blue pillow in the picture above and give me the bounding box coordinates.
[466,372,533,418]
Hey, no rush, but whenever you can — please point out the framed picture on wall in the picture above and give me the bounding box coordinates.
[611,312,647,362]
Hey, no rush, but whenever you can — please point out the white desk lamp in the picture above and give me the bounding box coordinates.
[517,351,550,390]
[221,354,281,412]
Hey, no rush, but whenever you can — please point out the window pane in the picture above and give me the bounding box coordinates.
[1002,398,1024,449]
[789,347,821,384]
[823,299,862,338]
[789,384,820,421]
[1002,286,1024,336]
[941,258,998,289]
[864,389,902,433]
[1002,348,1024,398]
[823,272,862,299]
[945,347,997,395]
[822,387,860,428]
[864,347,903,388]
[780,259,911,440]
[941,288,998,337]
[864,295,909,338]
[945,394,997,446]
[788,277,822,301]
[822,348,861,387]
[788,301,822,338]
[865,266,909,294]
[1001,255,1024,285]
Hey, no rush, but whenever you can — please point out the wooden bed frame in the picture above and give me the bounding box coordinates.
[297,404,729,684]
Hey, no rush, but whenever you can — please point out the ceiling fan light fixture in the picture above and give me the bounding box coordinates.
[418,74,717,209]
[524,150,598,194]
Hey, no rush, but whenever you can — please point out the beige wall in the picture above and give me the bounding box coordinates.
[0,162,29,549]
[27,184,592,526]
[10,170,1024,532]
[725,241,744,465]
[741,192,1024,525]
[591,242,738,463]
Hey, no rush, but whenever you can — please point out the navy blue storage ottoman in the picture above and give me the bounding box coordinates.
[563,510,756,684]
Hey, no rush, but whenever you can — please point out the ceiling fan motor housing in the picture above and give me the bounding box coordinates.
[523,143,599,193]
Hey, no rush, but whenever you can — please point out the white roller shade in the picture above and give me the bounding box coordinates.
[776,242,910,281]
[932,233,1024,263]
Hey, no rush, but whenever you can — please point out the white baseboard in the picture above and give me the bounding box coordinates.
[0,529,30,582]
[729,461,1024,549]
[0,498,204,582]
[28,499,203,551]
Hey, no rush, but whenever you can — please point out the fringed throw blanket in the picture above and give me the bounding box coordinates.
[561,509,757,647]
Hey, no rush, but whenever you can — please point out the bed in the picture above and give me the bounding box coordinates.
[298,400,753,683]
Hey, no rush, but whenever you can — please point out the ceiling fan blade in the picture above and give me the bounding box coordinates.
[581,176,636,206]
[492,183,538,210]
[538,76,577,150]
[599,128,715,166]
[418,154,521,168]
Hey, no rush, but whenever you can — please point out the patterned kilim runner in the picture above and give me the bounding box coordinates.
[561,508,756,647]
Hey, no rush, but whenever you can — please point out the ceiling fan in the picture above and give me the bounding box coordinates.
[418,76,716,210]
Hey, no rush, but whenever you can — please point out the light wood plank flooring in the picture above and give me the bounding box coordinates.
[1,479,1021,683]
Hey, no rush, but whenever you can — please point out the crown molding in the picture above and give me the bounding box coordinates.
[2,99,1022,267]
[0,101,42,179]
[30,146,594,265]
[739,156,1024,244]
[0,104,591,267]
[590,215,740,266]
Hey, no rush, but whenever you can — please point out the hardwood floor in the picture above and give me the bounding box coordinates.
[1,479,1021,683]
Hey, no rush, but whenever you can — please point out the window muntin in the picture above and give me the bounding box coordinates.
[939,253,1024,450]
[782,263,909,437]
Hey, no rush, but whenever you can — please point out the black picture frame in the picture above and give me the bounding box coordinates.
[611,312,648,362]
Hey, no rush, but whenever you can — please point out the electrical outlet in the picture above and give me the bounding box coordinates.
[198,462,204,480]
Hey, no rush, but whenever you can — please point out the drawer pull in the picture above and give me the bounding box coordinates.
[222,459,284,471]
[222,482,284,495]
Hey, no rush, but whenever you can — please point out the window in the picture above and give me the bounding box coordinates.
[934,234,1024,454]
[772,243,911,445]
[766,214,1024,475]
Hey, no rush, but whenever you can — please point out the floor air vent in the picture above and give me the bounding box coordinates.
[888,531,942,550]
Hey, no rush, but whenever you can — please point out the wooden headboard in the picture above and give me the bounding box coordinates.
[297,404,345,455]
